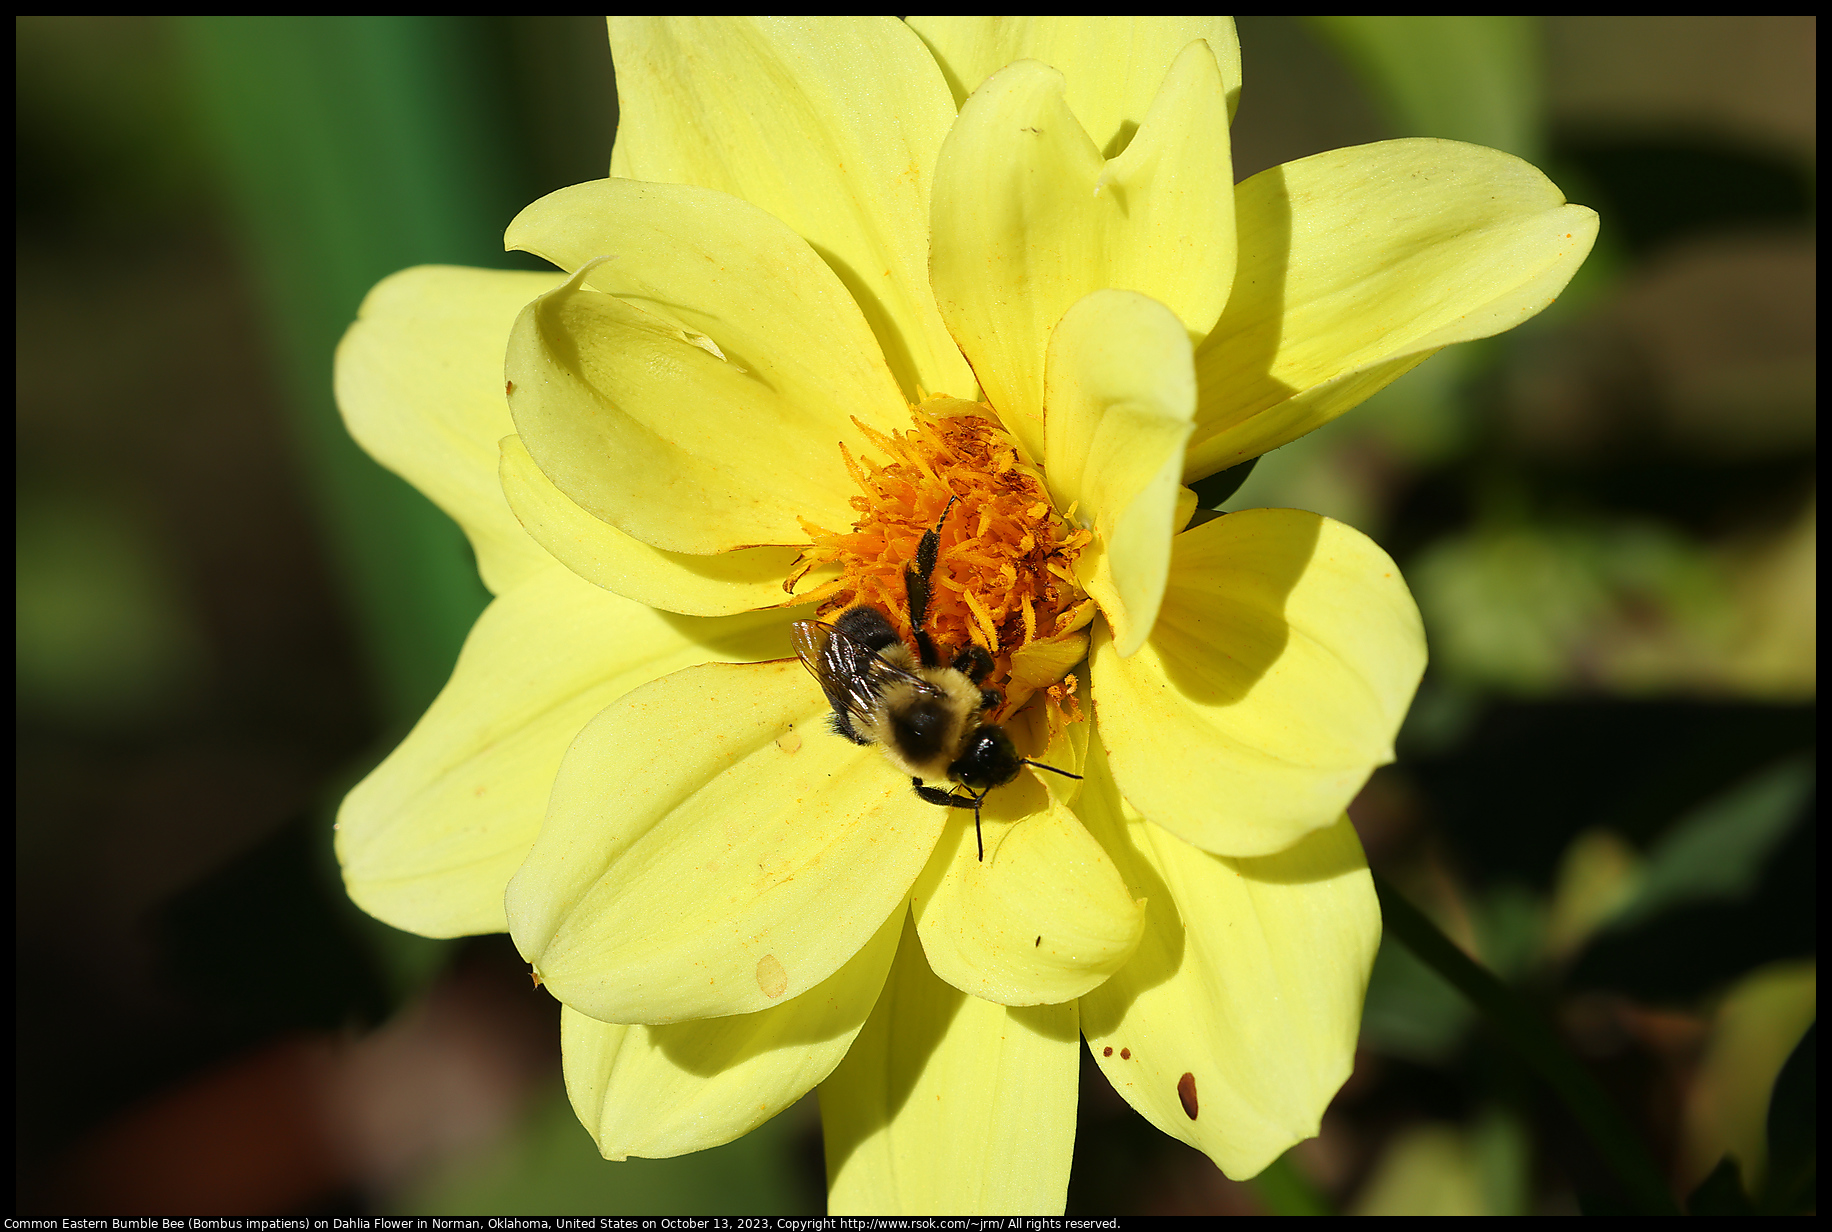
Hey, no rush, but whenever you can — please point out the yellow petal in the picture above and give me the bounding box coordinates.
[821,913,1078,1215]
[506,660,947,1024]
[930,41,1234,464]
[907,17,1242,138]
[334,265,561,595]
[561,903,903,1161]
[1008,629,1089,691]
[912,774,1144,1005]
[498,434,833,617]
[1044,290,1197,657]
[336,567,792,937]
[606,17,973,405]
[1187,139,1599,478]
[1174,484,1200,533]
[1094,509,1425,856]
[505,179,910,553]
[930,44,1231,467]
[1079,736,1380,1179]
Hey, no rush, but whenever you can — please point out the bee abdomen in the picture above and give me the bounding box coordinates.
[887,694,953,766]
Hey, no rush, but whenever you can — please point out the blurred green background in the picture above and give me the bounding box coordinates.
[15,16,1814,1216]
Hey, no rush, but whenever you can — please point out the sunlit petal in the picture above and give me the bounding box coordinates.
[506,661,947,1024]
[1187,139,1599,478]
[334,265,560,595]
[505,180,909,552]
[930,41,1233,464]
[822,914,1078,1214]
[912,776,1144,1006]
[1095,509,1425,856]
[908,16,1242,138]
[1079,730,1379,1178]
[1044,290,1196,656]
[562,903,903,1160]
[607,17,974,404]
[337,568,793,937]
[499,434,833,617]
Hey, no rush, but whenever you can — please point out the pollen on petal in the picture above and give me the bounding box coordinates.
[787,400,1092,714]
[1042,673,1088,741]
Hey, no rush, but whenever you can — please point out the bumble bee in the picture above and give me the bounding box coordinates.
[792,495,1081,860]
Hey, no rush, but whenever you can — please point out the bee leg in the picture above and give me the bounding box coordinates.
[951,642,995,684]
[828,711,874,746]
[910,778,962,808]
[951,644,1003,717]
[910,779,987,861]
[904,494,962,669]
[904,565,940,668]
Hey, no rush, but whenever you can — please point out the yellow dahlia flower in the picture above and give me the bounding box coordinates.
[334,16,1596,1214]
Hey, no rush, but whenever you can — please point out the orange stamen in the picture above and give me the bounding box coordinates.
[786,401,1091,708]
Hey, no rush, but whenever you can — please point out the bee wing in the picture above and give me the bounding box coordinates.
[791,619,935,730]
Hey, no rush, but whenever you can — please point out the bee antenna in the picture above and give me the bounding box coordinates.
[1023,759,1084,781]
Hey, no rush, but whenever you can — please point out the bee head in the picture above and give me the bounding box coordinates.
[949,724,1022,793]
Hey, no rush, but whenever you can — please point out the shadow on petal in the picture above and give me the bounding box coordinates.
[1228,814,1374,887]
[1149,510,1320,707]
[1069,733,1185,1004]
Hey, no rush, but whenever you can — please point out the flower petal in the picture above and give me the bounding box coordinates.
[907,17,1242,139]
[1044,290,1197,657]
[821,913,1078,1215]
[1186,139,1599,479]
[1094,509,1425,856]
[930,41,1234,464]
[498,434,833,617]
[505,179,910,553]
[334,265,561,595]
[606,17,973,406]
[561,902,903,1161]
[506,660,947,1024]
[1078,736,1380,1179]
[912,774,1145,1006]
[337,567,791,938]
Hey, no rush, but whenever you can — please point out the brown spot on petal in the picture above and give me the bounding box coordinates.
[1120,1048,1130,1060]
[1102,1047,1112,1057]
[755,954,788,999]
[1035,935,1042,946]
[1177,1072,1199,1120]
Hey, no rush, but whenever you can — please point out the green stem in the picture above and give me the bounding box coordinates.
[1373,873,1680,1215]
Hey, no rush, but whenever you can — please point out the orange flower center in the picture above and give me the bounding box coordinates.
[787,399,1092,715]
